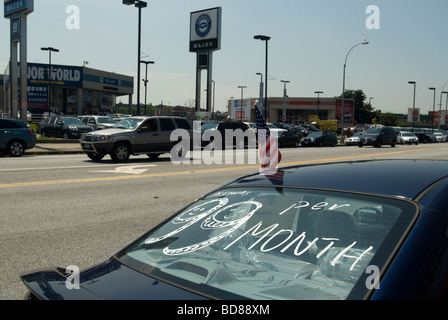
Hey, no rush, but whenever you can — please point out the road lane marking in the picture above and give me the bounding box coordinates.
[93,164,157,175]
[0,147,443,189]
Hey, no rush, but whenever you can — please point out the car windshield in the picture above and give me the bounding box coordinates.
[113,118,144,129]
[118,186,417,300]
[97,117,116,124]
[63,117,84,125]
[402,132,414,137]
[201,122,219,132]
[364,127,382,134]
[307,131,323,138]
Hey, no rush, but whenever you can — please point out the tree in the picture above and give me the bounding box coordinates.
[341,89,376,124]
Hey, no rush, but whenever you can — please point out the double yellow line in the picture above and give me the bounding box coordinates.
[0,147,438,189]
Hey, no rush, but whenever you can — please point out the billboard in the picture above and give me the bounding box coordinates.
[4,0,33,17]
[190,7,221,52]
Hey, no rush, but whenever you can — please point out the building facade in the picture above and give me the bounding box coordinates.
[2,62,133,118]
[228,96,355,126]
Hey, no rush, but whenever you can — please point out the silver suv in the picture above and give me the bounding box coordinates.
[80,116,192,162]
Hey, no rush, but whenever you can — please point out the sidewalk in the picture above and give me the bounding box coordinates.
[28,139,84,155]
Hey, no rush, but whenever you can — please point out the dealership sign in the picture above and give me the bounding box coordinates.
[189,7,221,52]
[27,63,82,88]
[4,0,33,17]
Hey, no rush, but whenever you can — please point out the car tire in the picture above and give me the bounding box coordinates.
[7,140,25,157]
[62,131,70,140]
[294,141,299,148]
[110,142,131,162]
[87,153,105,161]
[374,141,382,148]
[358,143,363,148]
[391,140,396,148]
[40,130,47,138]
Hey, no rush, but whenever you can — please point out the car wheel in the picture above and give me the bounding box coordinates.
[62,131,70,140]
[40,130,47,138]
[87,153,105,161]
[374,141,382,148]
[391,140,396,148]
[110,142,130,162]
[358,143,363,148]
[7,140,25,157]
[294,140,299,148]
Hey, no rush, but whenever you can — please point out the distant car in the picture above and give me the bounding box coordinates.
[433,132,445,142]
[273,123,307,137]
[17,111,32,122]
[0,118,36,157]
[278,130,300,148]
[80,115,117,130]
[416,133,437,144]
[202,121,255,148]
[20,160,448,300]
[399,131,419,145]
[345,132,362,146]
[301,130,337,147]
[39,116,93,139]
[80,116,192,162]
[358,126,398,148]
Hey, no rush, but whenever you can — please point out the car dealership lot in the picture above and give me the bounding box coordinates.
[1,144,448,299]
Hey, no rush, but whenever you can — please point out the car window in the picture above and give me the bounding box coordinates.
[0,119,23,129]
[159,118,175,131]
[140,118,158,132]
[119,187,417,300]
[174,118,191,130]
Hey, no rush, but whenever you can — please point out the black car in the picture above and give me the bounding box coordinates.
[273,123,308,137]
[278,130,300,147]
[201,121,256,148]
[358,126,398,148]
[300,130,337,147]
[40,116,93,139]
[415,132,437,144]
[0,118,36,157]
[20,160,448,300]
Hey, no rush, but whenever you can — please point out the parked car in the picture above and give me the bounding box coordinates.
[345,132,362,146]
[0,118,36,157]
[40,116,93,139]
[79,115,117,130]
[202,121,255,148]
[433,132,445,142]
[80,116,192,162]
[278,130,300,148]
[21,160,448,300]
[416,133,437,144]
[358,126,398,148]
[300,130,337,147]
[273,123,308,137]
[399,131,419,145]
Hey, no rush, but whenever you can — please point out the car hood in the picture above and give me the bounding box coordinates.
[88,128,133,135]
[21,258,207,300]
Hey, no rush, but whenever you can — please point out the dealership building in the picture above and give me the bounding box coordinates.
[228,96,355,125]
[1,62,133,117]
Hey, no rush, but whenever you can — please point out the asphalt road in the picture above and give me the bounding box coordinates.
[1,144,447,299]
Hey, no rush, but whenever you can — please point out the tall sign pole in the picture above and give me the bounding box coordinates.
[190,7,221,120]
[4,0,34,122]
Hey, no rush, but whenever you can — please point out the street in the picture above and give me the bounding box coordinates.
[1,144,448,299]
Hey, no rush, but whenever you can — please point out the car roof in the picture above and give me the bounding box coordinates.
[225,160,448,200]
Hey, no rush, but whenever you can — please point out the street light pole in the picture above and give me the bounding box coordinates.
[281,80,290,122]
[140,60,154,115]
[315,91,323,120]
[238,85,246,122]
[256,73,264,115]
[408,81,416,132]
[439,81,448,129]
[429,87,436,133]
[123,0,147,115]
[340,40,368,143]
[41,47,59,113]
[254,35,270,120]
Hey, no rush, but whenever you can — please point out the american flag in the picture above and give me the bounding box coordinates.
[255,102,282,174]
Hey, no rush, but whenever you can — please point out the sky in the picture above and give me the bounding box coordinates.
[1,0,448,115]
